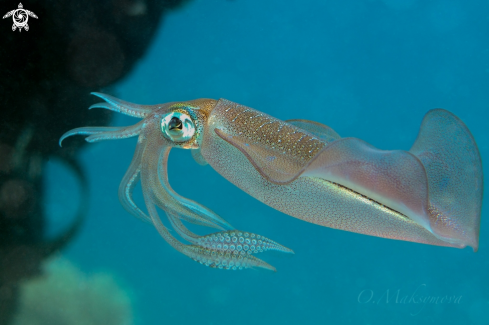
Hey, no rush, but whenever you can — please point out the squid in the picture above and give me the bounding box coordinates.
[60,93,483,271]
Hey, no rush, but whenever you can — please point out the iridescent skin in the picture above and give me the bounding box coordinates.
[60,93,483,271]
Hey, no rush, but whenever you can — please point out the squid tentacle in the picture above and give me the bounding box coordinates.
[196,230,294,254]
[144,192,188,252]
[156,147,233,230]
[163,213,276,271]
[59,120,144,146]
[173,194,233,230]
[150,173,225,229]
[143,152,275,271]
[85,120,144,143]
[168,215,293,254]
[144,146,224,229]
[90,92,155,118]
[118,136,150,223]
[182,244,277,271]
[59,126,123,146]
[167,213,201,242]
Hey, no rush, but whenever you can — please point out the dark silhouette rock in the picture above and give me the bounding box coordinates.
[0,0,190,323]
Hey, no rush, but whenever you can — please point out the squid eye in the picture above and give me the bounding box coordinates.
[161,112,195,142]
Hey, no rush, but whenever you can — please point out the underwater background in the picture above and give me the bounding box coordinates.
[42,0,488,324]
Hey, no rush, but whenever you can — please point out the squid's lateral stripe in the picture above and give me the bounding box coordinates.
[329,180,410,221]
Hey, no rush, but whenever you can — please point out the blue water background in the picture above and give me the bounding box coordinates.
[45,0,489,324]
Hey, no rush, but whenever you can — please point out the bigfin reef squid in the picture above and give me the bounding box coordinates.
[60,93,483,271]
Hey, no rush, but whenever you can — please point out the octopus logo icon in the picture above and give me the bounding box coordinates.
[3,3,38,32]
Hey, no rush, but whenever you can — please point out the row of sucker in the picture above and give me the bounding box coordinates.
[169,215,293,255]
[182,245,276,271]
[151,199,277,271]
[167,213,292,272]
[196,230,294,255]
[144,146,280,271]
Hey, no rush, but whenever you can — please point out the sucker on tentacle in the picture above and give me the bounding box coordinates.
[169,215,294,255]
